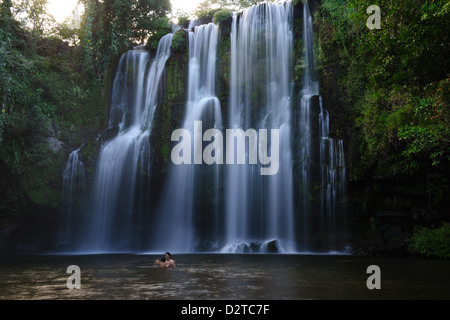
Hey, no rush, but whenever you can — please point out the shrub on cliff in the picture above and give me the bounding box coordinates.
[213,9,233,24]
[407,222,450,259]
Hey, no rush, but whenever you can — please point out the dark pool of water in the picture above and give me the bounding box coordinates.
[0,253,449,300]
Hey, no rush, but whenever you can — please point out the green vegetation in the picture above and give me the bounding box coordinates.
[213,9,233,24]
[0,0,172,224]
[318,0,449,204]
[1,4,86,220]
[194,6,221,21]
[170,29,187,54]
[407,223,450,259]
[194,0,257,21]
[79,0,172,79]
[349,0,449,177]
[317,0,449,256]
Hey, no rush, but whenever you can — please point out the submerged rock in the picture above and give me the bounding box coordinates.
[194,240,217,252]
[265,239,280,253]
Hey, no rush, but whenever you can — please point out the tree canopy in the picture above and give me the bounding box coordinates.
[318,0,449,210]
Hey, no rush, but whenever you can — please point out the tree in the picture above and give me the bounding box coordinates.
[54,2,83,46]
[79,0,172,81]
[0,0,14,146]
[193,0,258,20]
[133,0,172,44]
[13,0,55,51]
[210,0,259,11]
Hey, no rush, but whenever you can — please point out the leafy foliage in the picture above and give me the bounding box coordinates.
[170,29,187,54]
[213,9,233,24]
[210,0,259,11]
[0,5,97,218]
[407,223,450,259]
[195,5,221,21]
[12,0,56,51]
[0,0,172,220]
[194,0,256,20]
[398,79,450,167]
[78,0,172,80]
[319,0,449,185]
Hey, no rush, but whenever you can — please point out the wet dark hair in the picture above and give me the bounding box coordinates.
[161,252,171,262]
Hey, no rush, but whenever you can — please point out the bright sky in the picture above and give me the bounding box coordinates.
[171,0,204,15]
[47,0,80,24]
[47,0,204,24]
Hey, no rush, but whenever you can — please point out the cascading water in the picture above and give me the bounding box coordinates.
[153,23,222,253]
[82,34,173,252]
[319,100,346,250]
[68,0,346,254]
[297,1,316,251]
[298,2,346,252]
[60,148,86,246]
[222,1,295,253]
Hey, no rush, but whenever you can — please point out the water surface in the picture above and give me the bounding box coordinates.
[0,254,448,300]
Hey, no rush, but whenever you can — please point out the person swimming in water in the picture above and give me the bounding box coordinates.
[155,252,175,268]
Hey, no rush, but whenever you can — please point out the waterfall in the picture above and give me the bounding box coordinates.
[60,148,86,247]
[68,0,347,254]
[297,2,316,251]
[222,1,295,253]
[319,100,346,250]
[153,23,222,253]
[299,2,346,252]
[82,34,173,252]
